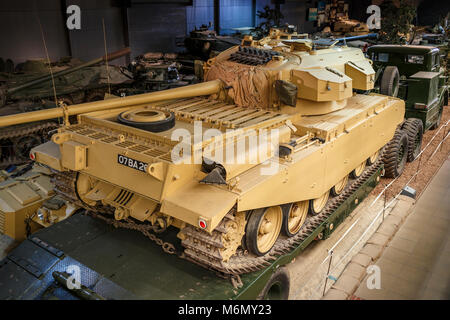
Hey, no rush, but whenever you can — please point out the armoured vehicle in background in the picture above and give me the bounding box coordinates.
[419,33,448,46]
[332,18,370,36]
[0,165,79,242]
[0,48,132,107]
[0,48,132,168]
[126,52,197,93]
[184,24,241,60]
[0,41,407,278]
[419,33,450,77]
[265,25,308,41]
[252,26,309,48]
[368,44,448,161]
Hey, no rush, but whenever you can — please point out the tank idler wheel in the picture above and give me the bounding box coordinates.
[366,150,379,166]
[257,267,290,300]
[309,190,330,216]
[246,206,283,256]
[331,174,349,197]
[402,118,423,162]
[380,66,400,97]
[281,201,308,237]
[350,161,366,179]
[383,130,409,178]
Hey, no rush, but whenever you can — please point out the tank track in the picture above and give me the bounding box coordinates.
[181,161,382,276]
[50,170,177,255]
[0,121,59,168]
[50,161,381,277]
[51,170,112,215]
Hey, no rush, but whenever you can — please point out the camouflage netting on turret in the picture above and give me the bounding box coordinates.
[205,60,271,109]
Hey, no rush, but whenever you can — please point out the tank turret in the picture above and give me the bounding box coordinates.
[204,40,376,115]
[8,41,406,276]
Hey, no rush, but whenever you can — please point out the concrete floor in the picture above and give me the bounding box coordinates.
[288,189,402,299]
[353,158,450,300]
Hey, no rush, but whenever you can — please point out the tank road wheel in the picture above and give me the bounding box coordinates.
[309,190,330,216]
[246,206,283,256]
[350,161,366,179]
[331,175,349,197]
[257,267,290,300]
[366,150,379,166]
[380,66,400,97]
[282,201,308,237]
[402,118,423,162]
[383,130,408,178]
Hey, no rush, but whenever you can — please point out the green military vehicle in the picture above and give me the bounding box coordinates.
[368,44,448,161]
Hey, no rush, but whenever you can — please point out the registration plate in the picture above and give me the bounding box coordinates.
[117,155,148,173]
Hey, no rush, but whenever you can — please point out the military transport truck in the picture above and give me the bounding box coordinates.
[368,44,448,161]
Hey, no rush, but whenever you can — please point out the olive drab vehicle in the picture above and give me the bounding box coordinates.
[184,24,242,61]
[0,39,408,277]
[368,45,449,164]
[127,52,197,93]
[0,48,132,168]
[0,48,132,108]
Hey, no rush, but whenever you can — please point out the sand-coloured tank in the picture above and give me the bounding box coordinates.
[1,41,406,275]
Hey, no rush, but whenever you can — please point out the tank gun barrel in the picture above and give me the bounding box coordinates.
[0,79,223,128]
[336,33,378,42]
[6,47,131,96]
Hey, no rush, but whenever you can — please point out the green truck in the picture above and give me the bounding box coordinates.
[367,44,448,162]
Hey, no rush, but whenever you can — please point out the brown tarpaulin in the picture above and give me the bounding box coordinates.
[205,60,272,109]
